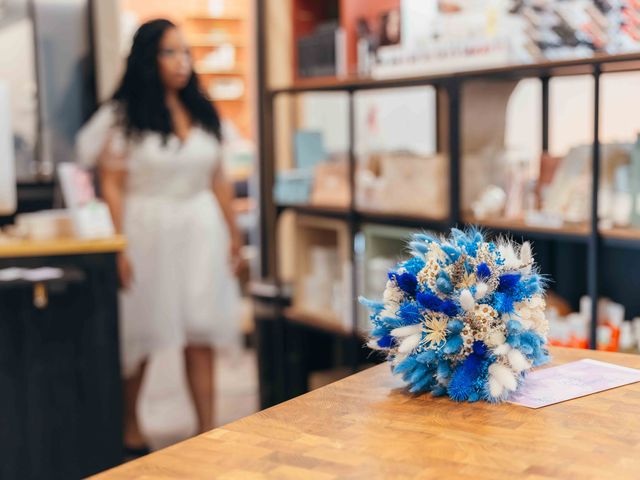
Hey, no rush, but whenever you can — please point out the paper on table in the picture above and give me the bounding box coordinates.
[509,359,640,409]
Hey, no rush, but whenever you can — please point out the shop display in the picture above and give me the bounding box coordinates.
[361,0,640,79]
[362,228,549,402]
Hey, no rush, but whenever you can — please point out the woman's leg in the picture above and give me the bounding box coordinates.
[185,346,215,433]
[123,360,148,448]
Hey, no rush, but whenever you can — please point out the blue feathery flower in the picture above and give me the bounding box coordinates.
[476,263,491,279]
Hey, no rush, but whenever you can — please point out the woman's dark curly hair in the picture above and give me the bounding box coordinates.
[112,18,221,141]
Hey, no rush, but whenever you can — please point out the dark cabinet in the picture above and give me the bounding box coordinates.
[0,252,122,479]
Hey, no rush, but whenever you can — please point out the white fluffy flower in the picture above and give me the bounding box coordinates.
[513,294,548,337]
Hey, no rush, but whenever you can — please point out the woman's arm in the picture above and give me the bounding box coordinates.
[211,164,242,274]
[98,142,133,288]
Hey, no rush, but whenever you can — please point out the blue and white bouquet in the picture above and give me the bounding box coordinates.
[361,228,549,403]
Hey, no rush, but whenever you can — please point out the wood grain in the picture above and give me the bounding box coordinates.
[0,235,127,258]
[94,347,640,479]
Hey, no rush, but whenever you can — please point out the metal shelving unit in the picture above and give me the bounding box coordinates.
[261,53,640,345]
[253,0,640,407]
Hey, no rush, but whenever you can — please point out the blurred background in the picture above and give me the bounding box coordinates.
[3,0,640,478]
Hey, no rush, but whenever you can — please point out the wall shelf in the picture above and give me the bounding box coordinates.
[268,53,640,95]
[186,14,243,21]
[196,67,244,75]
[276,204,350,220]
[601,227,640,249]
[462,215,590,243]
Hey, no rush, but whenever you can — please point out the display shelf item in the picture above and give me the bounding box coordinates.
[356,224,416,333]
[291,215,353,334]
[356,153,447,218]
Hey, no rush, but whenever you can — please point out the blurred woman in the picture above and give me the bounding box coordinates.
[76,19,241,456]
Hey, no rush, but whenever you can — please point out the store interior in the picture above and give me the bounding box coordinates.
[3,0,640,478]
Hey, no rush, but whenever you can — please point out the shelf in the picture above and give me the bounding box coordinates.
[283,307,353,336]
[196,67,244,75]
[186,14,243,21]
[275,204,450,229]
[463,215,590,242]
[211,97,245,102]
[268,52,640,95]
[601,227,640,248]
[190,41,246,48]
[357,209,449,230]
[276,204,350,220]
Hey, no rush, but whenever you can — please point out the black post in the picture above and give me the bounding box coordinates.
[347,90,360,372]
[448,80,461,227]
[541,76,550,152]
[588,65,601,349]
[255,0,275,280]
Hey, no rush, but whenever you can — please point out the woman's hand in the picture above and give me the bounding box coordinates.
[117,253,135,290]
[229,232,243,276]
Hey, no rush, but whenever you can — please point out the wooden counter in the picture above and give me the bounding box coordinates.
[0,235,127,258]
[95,347,640,479]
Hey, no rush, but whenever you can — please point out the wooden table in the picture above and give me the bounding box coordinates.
[0,236,126,479]
[95,347,640,479]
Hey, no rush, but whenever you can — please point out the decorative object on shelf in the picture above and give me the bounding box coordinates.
[357,153,448,218]
[207,0,225,17]
[363,0,640,80]
[198,44,236,72]
[297,21,346,78]
[471,185,506,220]
[208,77,245,101]
[57,163,115,239]
[361,228,550,403]
[311,161,350,208]
[273,170,314,206]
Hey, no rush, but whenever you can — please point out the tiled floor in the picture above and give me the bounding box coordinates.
[138,346,259,450]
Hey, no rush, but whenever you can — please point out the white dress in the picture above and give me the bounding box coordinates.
[76,103,240,377]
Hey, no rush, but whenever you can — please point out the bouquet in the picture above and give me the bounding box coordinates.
[361,228,549,402]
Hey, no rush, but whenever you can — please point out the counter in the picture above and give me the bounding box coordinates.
[0,235,126,479]
[0,234,127,258]
[96,347,640,480]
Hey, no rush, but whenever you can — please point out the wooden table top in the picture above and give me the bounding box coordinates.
[95,347,640,479]
[0,235,126,258]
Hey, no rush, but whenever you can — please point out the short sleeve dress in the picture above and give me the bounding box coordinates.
[76,103,241,377]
